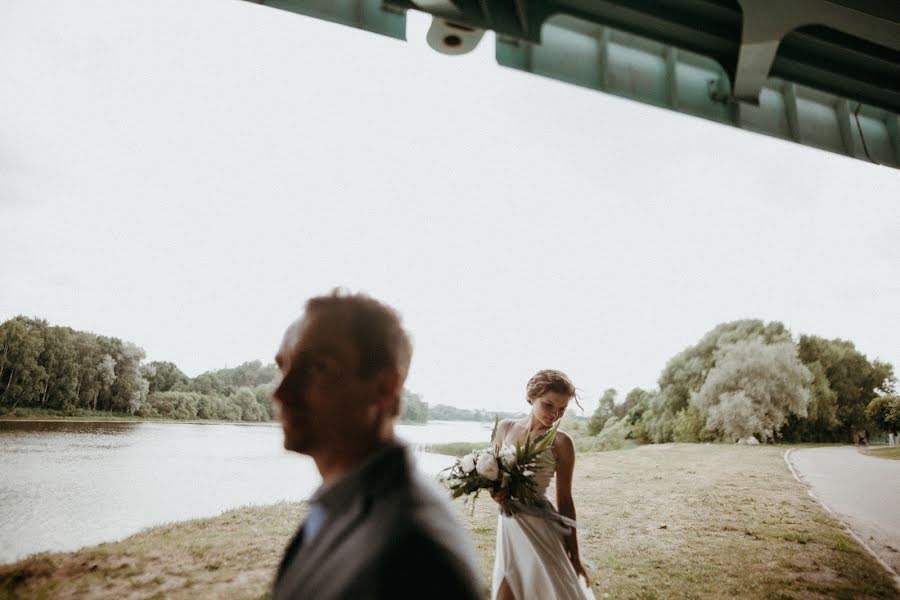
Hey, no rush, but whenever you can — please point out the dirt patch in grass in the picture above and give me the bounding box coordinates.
[2,445,897,599]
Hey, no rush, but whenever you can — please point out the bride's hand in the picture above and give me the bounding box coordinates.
[489,487,508,505]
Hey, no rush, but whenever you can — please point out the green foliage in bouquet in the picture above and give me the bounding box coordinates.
[444,416,560,513]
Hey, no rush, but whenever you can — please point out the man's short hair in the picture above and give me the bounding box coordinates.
[305,289,413,389]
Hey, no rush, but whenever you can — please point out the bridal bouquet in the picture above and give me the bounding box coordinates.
[443,418,560,515]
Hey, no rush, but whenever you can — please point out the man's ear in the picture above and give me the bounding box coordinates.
[375,368,403,416]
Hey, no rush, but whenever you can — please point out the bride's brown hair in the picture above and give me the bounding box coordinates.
[526,369,583,410]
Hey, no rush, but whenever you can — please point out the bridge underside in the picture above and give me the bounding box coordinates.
[250,0,900,170]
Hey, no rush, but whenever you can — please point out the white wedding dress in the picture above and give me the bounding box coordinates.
[491,448,596,600]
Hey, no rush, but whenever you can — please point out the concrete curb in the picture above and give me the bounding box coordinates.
[783,448,900,592]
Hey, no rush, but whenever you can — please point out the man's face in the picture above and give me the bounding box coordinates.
[272,314,375,455]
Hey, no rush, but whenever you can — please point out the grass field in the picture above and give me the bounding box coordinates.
[2,444,897,599]
[862,447,900,461]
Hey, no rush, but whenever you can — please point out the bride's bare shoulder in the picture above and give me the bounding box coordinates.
[555,429,572,442]
[493,418,516,442]
[552,430,575,454]
[500,418,527,431]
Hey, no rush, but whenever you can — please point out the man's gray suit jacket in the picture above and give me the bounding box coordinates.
[272,443,484,599]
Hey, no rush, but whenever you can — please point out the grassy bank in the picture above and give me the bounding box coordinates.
[0,407,281,426]
[862,446,900,461]
[1,408,151,422]
[424,441,491,457]
[2,444,897,599]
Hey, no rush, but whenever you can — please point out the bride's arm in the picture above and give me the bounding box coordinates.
[554,432,590,584]
[490,420,514,505]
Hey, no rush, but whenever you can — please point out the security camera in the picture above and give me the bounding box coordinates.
[426,18,485,55]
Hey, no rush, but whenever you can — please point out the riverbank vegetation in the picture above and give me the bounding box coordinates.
[2,444,896,599]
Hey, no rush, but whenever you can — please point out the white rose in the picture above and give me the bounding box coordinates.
[476,452,500,481]
[459,453,477,473]
[499,445,517,469]
[522,470,535,477]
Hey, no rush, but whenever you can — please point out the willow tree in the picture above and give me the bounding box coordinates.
[644,319,792,442]
[691,338,811,442]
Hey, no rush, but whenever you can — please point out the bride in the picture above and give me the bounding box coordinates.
[491,369,595,600]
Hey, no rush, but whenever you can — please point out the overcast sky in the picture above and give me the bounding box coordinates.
[1,0,898,412]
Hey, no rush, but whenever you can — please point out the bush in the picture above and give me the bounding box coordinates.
[671,406,718,442]
[138,392,200,420]
[233,388,262,422]
[575,417,631,452]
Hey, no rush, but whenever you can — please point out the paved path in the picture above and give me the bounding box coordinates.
[789,446,900,577]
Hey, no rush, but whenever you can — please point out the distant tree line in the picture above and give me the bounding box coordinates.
[584,320,897,446]
[0,316,452,424]
[396,394,522,424]
[428,404,523,422]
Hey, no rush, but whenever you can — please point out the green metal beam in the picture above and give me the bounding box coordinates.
[249,0,407,40]
[496,16,900,168]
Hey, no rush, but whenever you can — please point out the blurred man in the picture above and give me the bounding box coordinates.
[271,290,482,600]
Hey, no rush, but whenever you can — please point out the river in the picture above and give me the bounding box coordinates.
[0,419,493,564]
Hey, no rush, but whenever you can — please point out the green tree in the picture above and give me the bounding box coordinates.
[588,388,617,435]
[780,361,840,442]
[626,389,661,444]
[95,353,117,410]
[100,340,149,414]
[797,336,895,441]
[37,326,80,411]
[400,389,428,423]
[0,317,47,410]
[615,387,648,420]
[143,361,188,393]
[234,387,262,421]
[179,372,227,396]
[212,361,278,388]
[70,332,108,410]
[866,396,900,435]
[254,384,275,420]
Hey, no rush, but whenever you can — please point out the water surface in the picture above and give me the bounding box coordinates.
[0,419,491,563]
